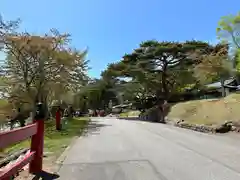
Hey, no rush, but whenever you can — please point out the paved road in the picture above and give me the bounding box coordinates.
[58,117,240,180]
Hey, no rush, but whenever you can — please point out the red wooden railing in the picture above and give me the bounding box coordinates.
[0,117,44,180]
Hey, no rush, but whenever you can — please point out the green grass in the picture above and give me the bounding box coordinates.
[119,110,140,117]
[0,99,8,106]
[119,112,129,117]
[3,117,89,159]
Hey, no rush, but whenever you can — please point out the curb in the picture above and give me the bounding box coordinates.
[172,120,240,134]
[174,122,215,134]
[54,136,81,174]
[55,118,90,172]
[55,136,78,165]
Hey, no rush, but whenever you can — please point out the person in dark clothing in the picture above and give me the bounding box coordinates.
[63,108,69,117]
[10,108,27,127]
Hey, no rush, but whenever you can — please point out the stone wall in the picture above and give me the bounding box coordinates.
[173,120,240,134]
[174,120,215,133]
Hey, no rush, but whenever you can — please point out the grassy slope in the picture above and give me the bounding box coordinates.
[168,93,240,125]
[120,93,240,126]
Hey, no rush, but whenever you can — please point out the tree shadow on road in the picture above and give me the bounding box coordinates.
[118,117,140,121]
[82,120,112,137]
[118,103,174,124]
[32,171,60,180]
[118,117,166,124]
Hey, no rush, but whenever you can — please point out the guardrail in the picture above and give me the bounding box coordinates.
[0,103,45,180]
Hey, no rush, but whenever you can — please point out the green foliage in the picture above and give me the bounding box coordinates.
[235,49,240,72]
[74,78,119,111]
[1,13,236,118]
[194,44,231,85]
[217,12,240,48]
[101,40,231,111]
[103,40,213,98]
[1,26,89,113]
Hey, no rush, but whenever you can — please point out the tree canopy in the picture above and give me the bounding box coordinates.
[102,40,227,103]
[0,11,238,120]
[0,17,89,119]
[217,12,240,48]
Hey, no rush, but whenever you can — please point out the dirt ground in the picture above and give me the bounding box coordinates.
[168,93,240,125]
[14,156,59,180]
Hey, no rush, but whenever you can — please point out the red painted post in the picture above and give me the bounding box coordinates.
[2,176,11,180]
[29,119,44,174]
[29,102,45,174]
[56,108,61,130]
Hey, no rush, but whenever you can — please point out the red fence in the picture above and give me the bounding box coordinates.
[0,118,44,180]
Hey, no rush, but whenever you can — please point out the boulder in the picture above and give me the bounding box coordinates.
[215,122,232,133]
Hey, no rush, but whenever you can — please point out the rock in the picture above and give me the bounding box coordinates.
[231,125,237,131]
[0,153,6,158]
[215,123,232,133]
[174,121,215,134]
[176,119,184,125]
[224,121,233,127]
[62,145,68,148]
[43,152,51,157]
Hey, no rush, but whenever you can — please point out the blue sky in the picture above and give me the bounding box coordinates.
[1,0,240,78]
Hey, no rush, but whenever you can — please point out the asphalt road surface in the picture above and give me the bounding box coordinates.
[58,117,240,180]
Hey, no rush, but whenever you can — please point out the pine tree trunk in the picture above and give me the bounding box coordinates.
[220,78,225,97]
